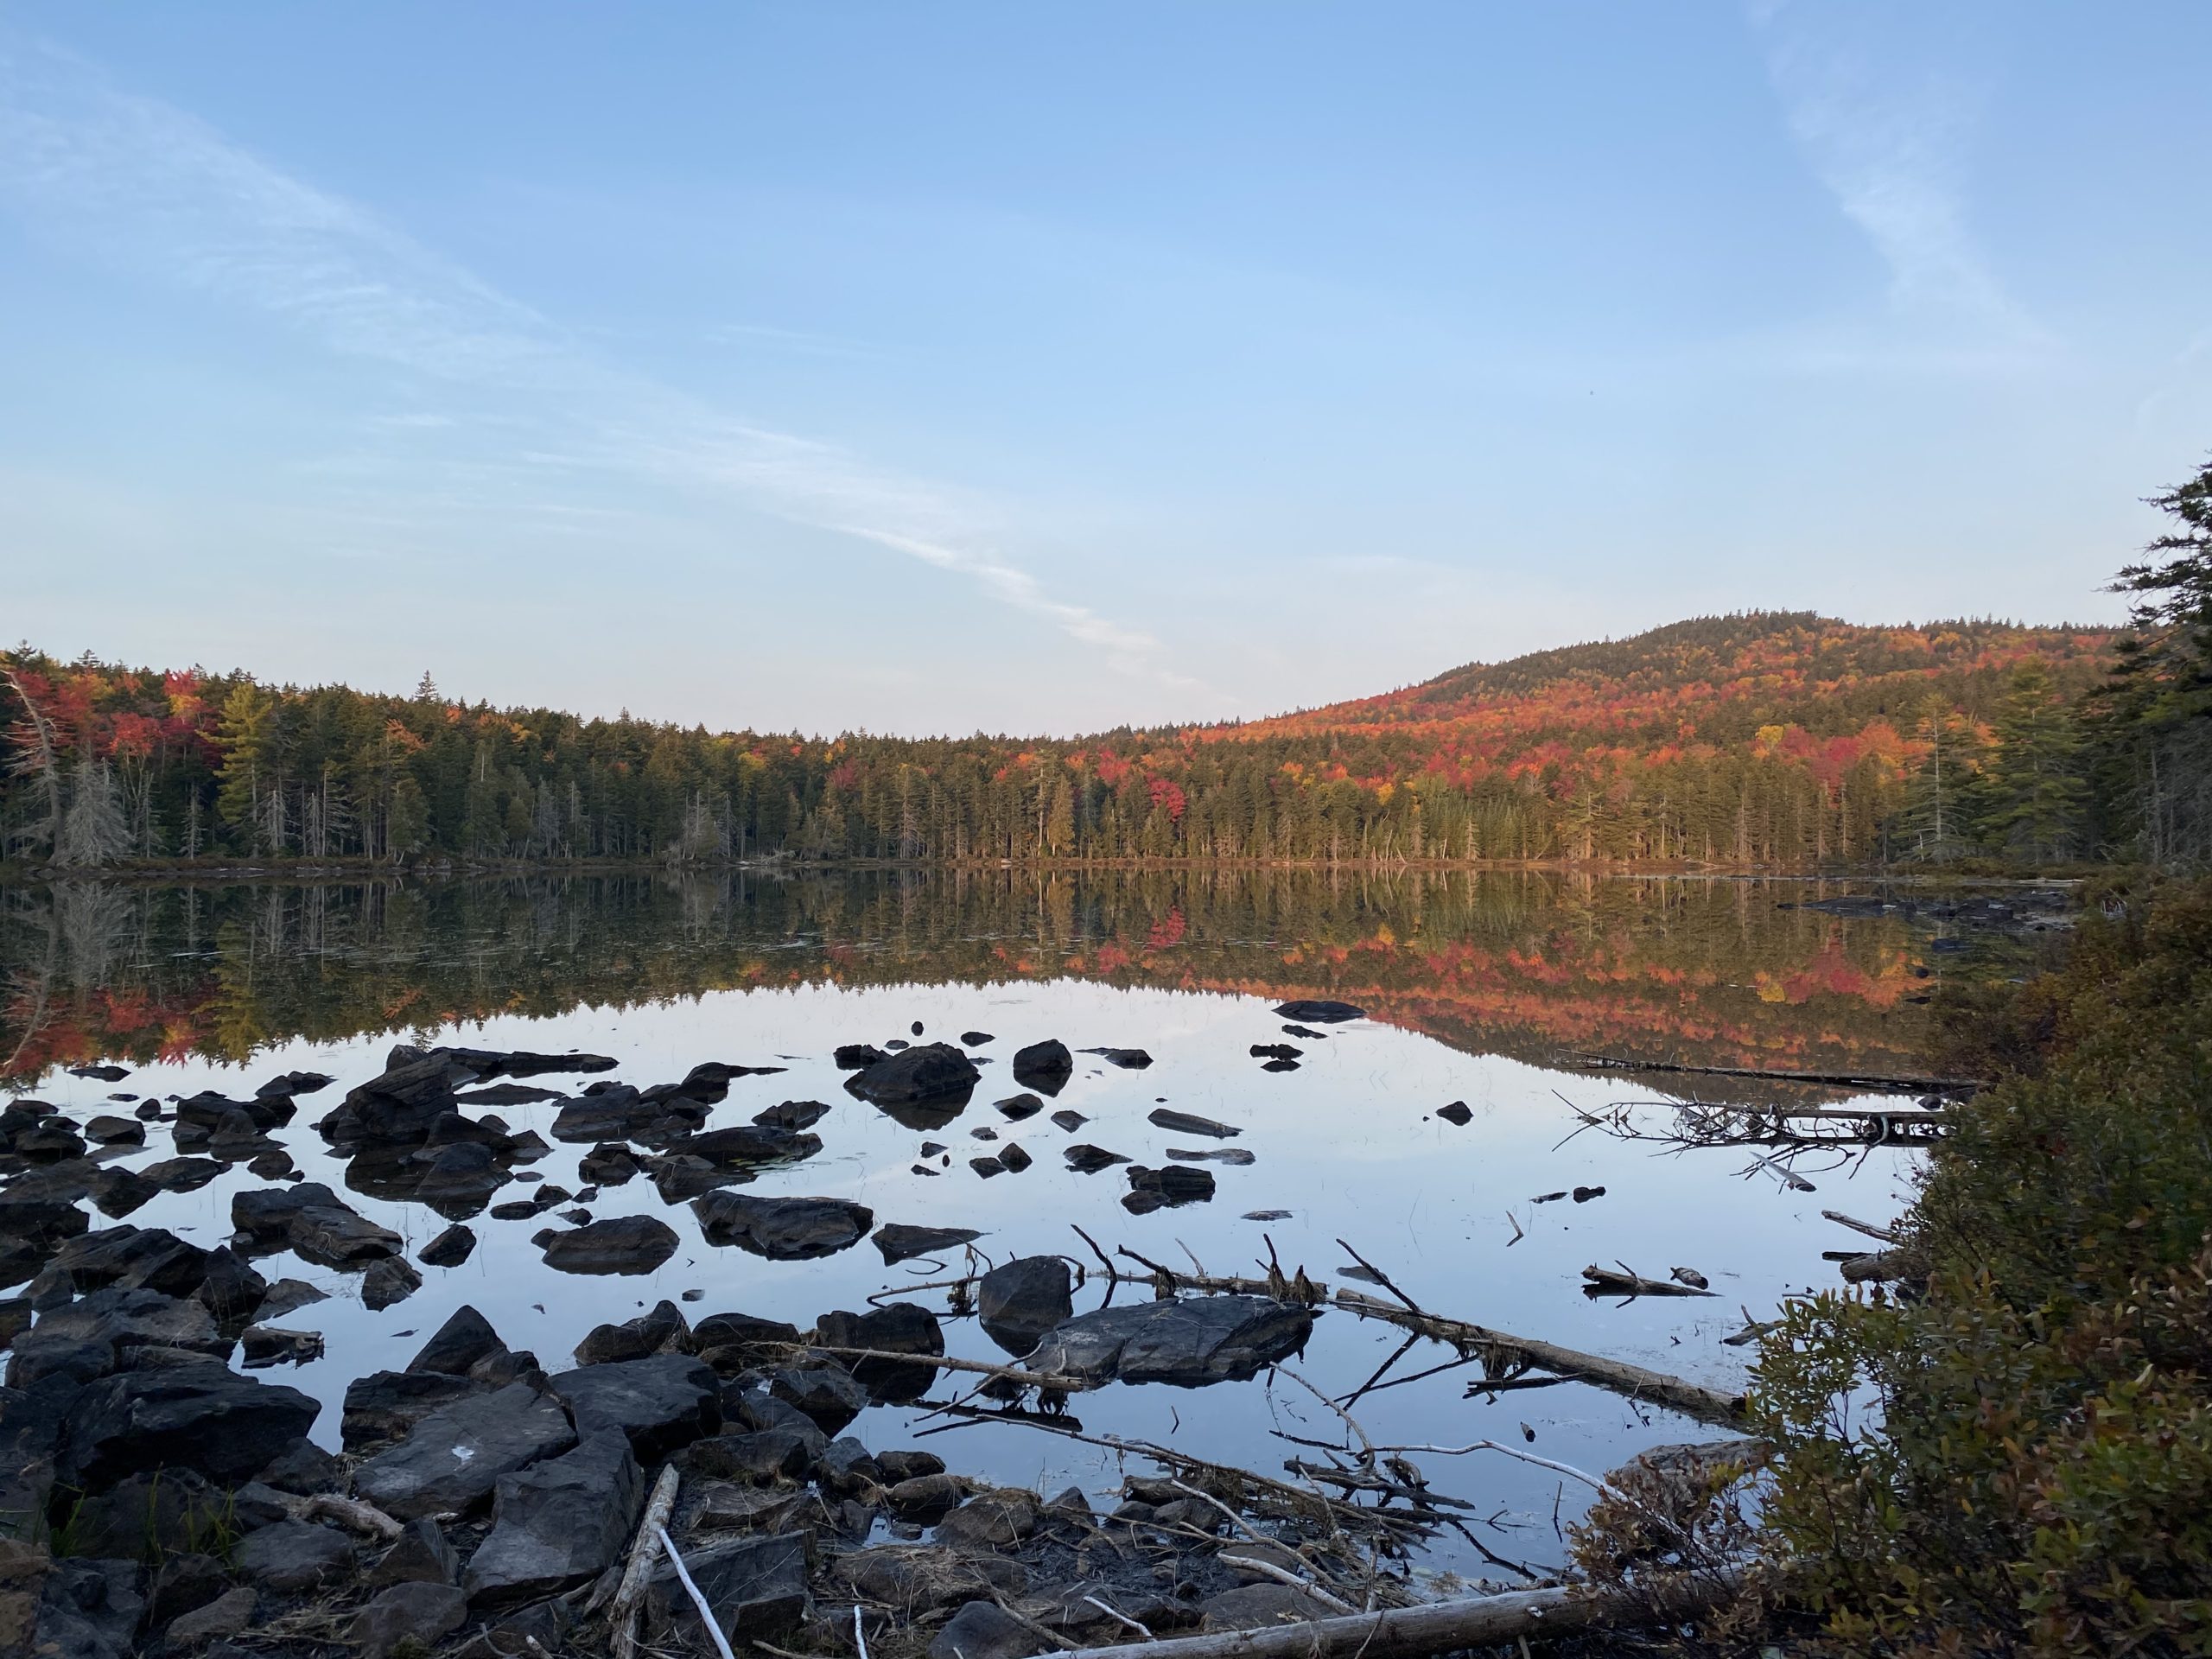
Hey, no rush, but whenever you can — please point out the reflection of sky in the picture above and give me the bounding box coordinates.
[30,976,1922,1578]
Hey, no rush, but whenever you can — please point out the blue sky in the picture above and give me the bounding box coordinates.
[4,3,2208,735]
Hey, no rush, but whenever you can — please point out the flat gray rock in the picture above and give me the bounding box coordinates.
[463,1428,644,1606]
[977,1257,1072,1357]
[539,1215,679,1275]
[693,1193,873,1260]
[645,1530,809,1649]
[1024,1295,1313,1388]
[872,1223,982,1266]
[549,1354,721,1460]
[58,1363,318,1488]
[353,1382,576,1519]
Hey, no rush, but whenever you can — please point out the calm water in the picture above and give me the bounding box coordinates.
[1,868,1993,1580]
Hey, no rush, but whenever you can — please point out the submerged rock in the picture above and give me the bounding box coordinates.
[694,1193,873,1260]
[1025,1295,1313,1387]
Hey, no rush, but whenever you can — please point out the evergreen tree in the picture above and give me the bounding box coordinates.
[1983,663,2086,864]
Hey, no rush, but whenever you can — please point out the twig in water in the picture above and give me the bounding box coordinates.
[657,1525,736,1659]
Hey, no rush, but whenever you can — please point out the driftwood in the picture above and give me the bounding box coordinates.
[1056,1568,1743,1659]
[1822,1209,1899,1243]
[611,1463,681,1659]
[1581,1263,1718,1300]
[298,1492,405,1542]
[1565,1050,1980,1096]
[1332,1288,1745,1427]
[797,1341,1094,1395]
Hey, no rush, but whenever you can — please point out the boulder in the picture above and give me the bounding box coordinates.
[753,1099,832,1132]
[6,1288,228,1389]
[575,1300,690,1367]
[347,1581,468,1659]
[0,1196,88,1249]
[539,1215,679,1275]
[1024,1296,1314,1388]
[320,1052,461,1145]
[361,1257,422,1310]
[1081,1047,1153,1070]
[194,1248,269,1328]
[406,1306,506,1376]
[257,1279,328,1321]
[929,1598,1046,1659]
[416,1224,477,1268]
[671,1123,823,1169]
[691,1311,801,1371]
[1202,1582,1334,1630]
[994,1094,1044,1121]
[353,1382,577,1520]
[977,1258,1073,1356]
[1435,1101,1472,1126]
[366,1516,461,1588]
[832,1044,887,1069]
[871,1224,983,1266]
[240,1327,324,1368]
[883,1472,966,1523]
[58,1366,319,1489]
[340,1370,486,1452]
[766,1365,869,1435]
[233,1520,354,1593]
[694,1193,873,1261]
[81,1116,143,1147]
[843,1044,981,1108]
[681,1427,815,1486]
[548,1354,721,1461]
[67,1465,226,1560]
[1270,1000,1365,1024]
[576,1144,640,1185]
[1010,1040,1073,1095]
[935,1489,1041,1551]
[645,1531,809,1648]
[230,1183,400,1267]
[464,1428,643,1606]
[812,1303,942,1402]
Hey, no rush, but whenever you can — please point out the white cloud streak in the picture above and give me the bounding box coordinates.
[0,33,1200,697]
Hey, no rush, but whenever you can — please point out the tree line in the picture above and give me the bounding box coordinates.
[5,455,2207,872]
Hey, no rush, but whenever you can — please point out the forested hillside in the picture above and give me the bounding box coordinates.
[0,613,2118,870]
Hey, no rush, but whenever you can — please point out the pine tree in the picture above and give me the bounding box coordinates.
[213,682,272,846]
[1984,663,2087,864]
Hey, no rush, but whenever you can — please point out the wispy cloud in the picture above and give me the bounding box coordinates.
[1752,3,2044,348]
[0,32,1200,697]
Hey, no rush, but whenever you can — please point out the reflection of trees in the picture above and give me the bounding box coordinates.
[0,868,1950,1088]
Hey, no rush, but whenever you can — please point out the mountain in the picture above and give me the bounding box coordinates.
[2,613,2116,870]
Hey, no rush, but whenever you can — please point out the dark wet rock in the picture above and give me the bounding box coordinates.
[1249,1044,1302,1060]
[1026,1582,1186,1642]
[690,1482,818,1533]
[673,1122,823,1169]
[408,1306,505,1376]
[1011,1040,1073,1093]
[645,1530,809,1648]
[7,1288,228,1388]
[1573,1185,1607,1202]
[348,1581,469,1659]
[550,1086,707,1144]
[540,1215,679,1275]
[134,1156,225,1193]
[1064,1144,1128,1173]
[48,1226,211,1300]
[1166,1147,1255,1166]
[366,1516,461,1588]
[881,1470,968,1523]
[970,1156,1005,1178]
[576,1143,641,1185]
[1272,999,1365,1023]
[998,1143,1033,1173]
[766,1364,870,1434]
[194,1247,268,1329]
[257,1438,344,1495]
[934,1488,1041,1552]
[814,1303,942,1402]
[970,1127,1000,1141]
[550,1354,720,1460]
[465,1428,643,1606]
[833,1044,887,1070]
[1026,1295,1313,1387]
[1435,1100,1472,1126]
[695,1193,872,1260]
[753,1099,833,1132]
[1049,1109,1088,1132]
[318,1052,461,1146]
[556,1207,594,1226]
[993,1094,1043,1122]
[362,1257,422,1310]
[81,1116,143,1147]
[245,1149,296,1180]
[165,1583,257,1645]
[692,1311,802,1370]
[876,1449,945,1484]
[67,1465,226,1559]
[929,1599,1046,1659]
[231,1182,401,1267]
[143,1549,227,1628]
[258,1070,335,1097]
[0,1195,89,1249]
[417,1224,477,1268]
[681,1426,815,1485]
[1202,1582,1334,1630]
[69,1064,131,1083]
[645,1154,743,1203]
[240,1326,323,1368]
[341,1370,486,1452]
[15,1119,87,1160]
[1126,1166,1216,1208]
[60,1365,318,1488]
[257,1279,327,1320]
[844,1044,981,1109]
[0,1297,29,1348]
[816,1435,882,1496]
[489,1199,542,1221]
[872,1224,982,1266]
[353,1382,576,1519]
[977,1258,1073,1356]
[836,1545,1022,1609]
[575,1300,690,1367]
[1260,1058,1300,1072]
[1081,1047,1154,1070]
[1148,1108,1239,1139]
[234,1519,353,1592]
[454,1083,566,1106]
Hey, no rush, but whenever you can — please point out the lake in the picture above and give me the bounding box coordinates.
[0,868,1998,1581]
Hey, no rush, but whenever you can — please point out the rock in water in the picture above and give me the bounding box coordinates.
[977,1257,1073,1356]
[843,1044,981,1107]
[813,1303,942,1401]
[1024,1296,1313,1387]
[416,1224,476,1267]
[1271,999,1365,1023]
[463,1429,645,1606]
[549,1354,721,1460]
[1435,1101,1472,1126]
[1010,1039,1074,1094]
[1126,1165,1217,1207]
[574,1300,690,1366]
[871,1223,983,1265]
[353,1382,577,1519]
[406,1306,505,1376]
[832,1044,887,1070]
[59,1367,320,1488]
[540,1215,679,1275]
[1147,1108,1240,1139]
[693,1193,873,1260]
[1081,1046,1154,1069]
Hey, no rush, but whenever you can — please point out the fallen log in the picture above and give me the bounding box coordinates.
[1821,1209,1899,1243]
[1582,1264,1718,1299]
[1565,1051,1980,1096]
[1058,1568,1743,1659]
[1332,1288,1745,1427]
